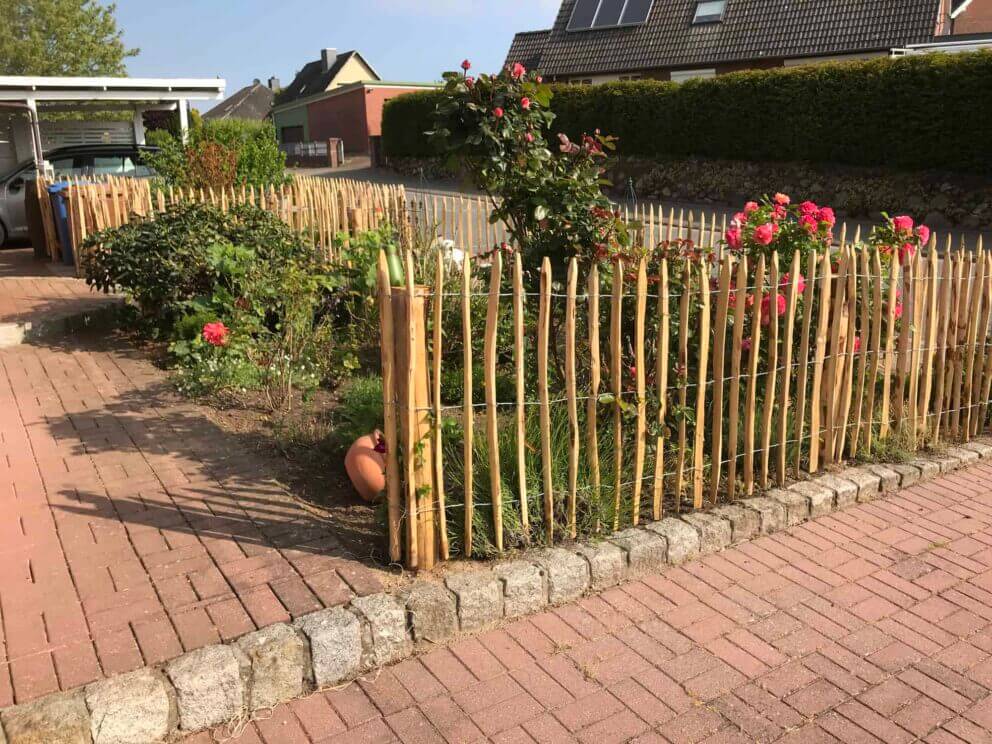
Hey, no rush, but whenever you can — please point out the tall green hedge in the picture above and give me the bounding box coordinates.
[382,51,992,174]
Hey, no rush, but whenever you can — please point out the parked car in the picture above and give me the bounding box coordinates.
[0,144,158,246]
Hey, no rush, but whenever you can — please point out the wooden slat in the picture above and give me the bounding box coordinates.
[611,260,625,530]
[777,252,800,484]
[692,266,711,508]
[513,252,529,537]
[823,250,848,465]
[793,250,818,476]
[632,258,648,523]
[462,252,474,556]
[675,263,692,506]
[565,258,580,537]
[760,253,779,488]
[587,265,603,531]
[652,259,670,519]
[950,253,972,439]
[809,253,833,473]
[850,247,871,458]
[433,253,449,560]
[727,256,748,498]
[879,254,901,439]
[709,256,732,503]
[377,252,402,563]
[836,247,859,458]
[538,258,554,543]
[484,252,503,552]
[743,256,765,495]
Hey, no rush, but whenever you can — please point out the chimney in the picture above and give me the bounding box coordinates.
[267,76,280,90]
[321,48,338,72]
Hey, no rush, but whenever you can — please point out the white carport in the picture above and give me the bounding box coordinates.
[0,76,226,170]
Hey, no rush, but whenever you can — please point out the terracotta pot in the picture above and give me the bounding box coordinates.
[345,430,386,503]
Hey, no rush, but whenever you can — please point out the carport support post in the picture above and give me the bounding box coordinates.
[132,109,146,145]
[178,99,189,142]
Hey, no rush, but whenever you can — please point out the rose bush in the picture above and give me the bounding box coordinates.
[868,213,931,265]
[429,59,631,272]
[722,193,836,264]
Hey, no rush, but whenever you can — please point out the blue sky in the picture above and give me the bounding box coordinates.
[114,0,560,107]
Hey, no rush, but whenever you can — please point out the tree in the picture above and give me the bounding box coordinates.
[0,0,138,76]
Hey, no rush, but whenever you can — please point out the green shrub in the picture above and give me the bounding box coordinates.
[383,51,992,174]
[331,376,384,449]
[145,119,287,188]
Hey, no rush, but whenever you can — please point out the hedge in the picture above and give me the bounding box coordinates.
[382,51,992,174]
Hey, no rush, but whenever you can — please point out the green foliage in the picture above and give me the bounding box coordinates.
[144,119,287,189]
[331,376,385,450]
[385,51,992,175]
[0,0,138,76]
[427,61,630,270]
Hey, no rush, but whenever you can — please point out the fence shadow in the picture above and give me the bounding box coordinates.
[28,330,389,570]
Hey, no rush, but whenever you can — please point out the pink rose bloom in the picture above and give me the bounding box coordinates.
[817,206,836,227]
[892,215,914,233]
[799,201,819,216]
[894,303,904,320]
[773,193,791,206]
[744,201,759,213]
[511,62,526,79]
[725,227,742,250]
[461,59,471,71]
[733,211,747,226]
[899,242,916,264]
[916,224,931,245]
[464,76,474,88]
[520,97,531,109]
[536,75,543,83]
[202,321,229,347]
[772,204,787,220]
[741,337,752,352]
[524,132,534,142]
[781,272,806,295]
[800,214,818,234]
[760,293,787,325]
[754,223,775,246]
[493,107,504,118]
[854,336,862,353]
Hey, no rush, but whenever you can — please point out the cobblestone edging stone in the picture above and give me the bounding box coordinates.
[2,442,991,742]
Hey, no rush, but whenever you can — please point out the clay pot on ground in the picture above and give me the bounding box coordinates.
[345,430,386,502]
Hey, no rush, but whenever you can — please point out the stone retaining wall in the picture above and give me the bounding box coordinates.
[3,442,991,743]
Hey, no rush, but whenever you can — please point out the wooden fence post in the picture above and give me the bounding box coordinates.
[393,259,437,571]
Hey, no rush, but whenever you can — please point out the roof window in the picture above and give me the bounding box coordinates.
[693,0,726,24]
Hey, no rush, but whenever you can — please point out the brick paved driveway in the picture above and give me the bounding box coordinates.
[0,334,385,707]
[188,467,992,743]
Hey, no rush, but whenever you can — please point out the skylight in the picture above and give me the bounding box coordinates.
[693,0,727,24]
[567,0,655,32]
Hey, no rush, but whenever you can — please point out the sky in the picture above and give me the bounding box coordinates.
[113,0,561,108]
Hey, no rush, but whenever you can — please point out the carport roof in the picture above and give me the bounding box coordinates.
[0,76,226,103]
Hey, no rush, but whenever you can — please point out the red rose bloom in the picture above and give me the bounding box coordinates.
[493,107,504,118]
[461,59,471,71]
[202,321,229,347]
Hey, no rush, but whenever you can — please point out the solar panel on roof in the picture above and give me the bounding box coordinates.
[620,0,654,25]
[593,0,625,27]
[568,0,600,30]
[568,0,654,31]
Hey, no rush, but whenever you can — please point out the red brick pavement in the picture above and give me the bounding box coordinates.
[0,248,117,326]
[0,333,384,707]
[189,466,992,743]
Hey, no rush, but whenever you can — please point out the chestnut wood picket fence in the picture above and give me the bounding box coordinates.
[379,232,992,571]
[36,175,409,274]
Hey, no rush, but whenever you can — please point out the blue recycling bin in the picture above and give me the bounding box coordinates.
[47,183,74,266]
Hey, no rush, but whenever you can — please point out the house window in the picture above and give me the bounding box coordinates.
[693,0,726,24]
[618,75,643,81]
[670,68,717,83]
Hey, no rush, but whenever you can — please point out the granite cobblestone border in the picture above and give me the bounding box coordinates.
[3,442,991,743]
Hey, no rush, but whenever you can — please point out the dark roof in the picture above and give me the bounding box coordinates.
[506,0,941,77]
[202,82,274,121]
[276,51,377,105]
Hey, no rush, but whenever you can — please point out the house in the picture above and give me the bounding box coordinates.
[270,48,437,157]
[202,78,277,121]
[505,0,992,84]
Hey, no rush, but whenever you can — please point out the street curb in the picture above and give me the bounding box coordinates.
[2,441,990,742]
